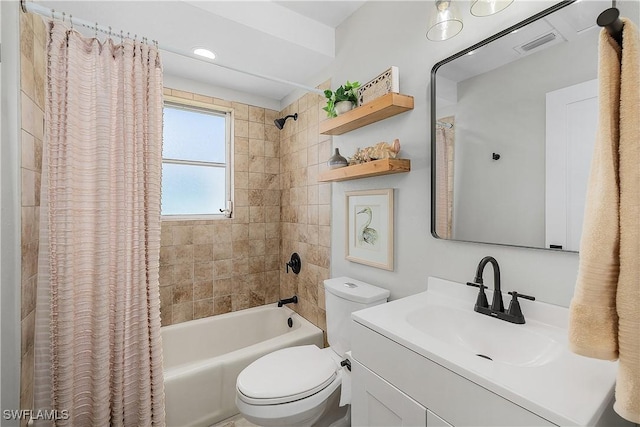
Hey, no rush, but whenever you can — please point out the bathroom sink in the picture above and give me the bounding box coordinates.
[351,277,620,426]
[405,303,562,367]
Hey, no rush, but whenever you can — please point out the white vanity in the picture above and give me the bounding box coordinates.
[350,277,630,427]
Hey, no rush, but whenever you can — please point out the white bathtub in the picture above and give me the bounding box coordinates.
[162,303,324,427]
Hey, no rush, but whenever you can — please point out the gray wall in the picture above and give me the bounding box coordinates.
[1,0,23,422]
[327,0,637,307]
[452,29,598,247]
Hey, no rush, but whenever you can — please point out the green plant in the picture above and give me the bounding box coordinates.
[323,80,361,118]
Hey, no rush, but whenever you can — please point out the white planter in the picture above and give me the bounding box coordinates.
[335,101,355,115]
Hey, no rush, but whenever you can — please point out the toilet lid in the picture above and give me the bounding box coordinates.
[237,345,337,403]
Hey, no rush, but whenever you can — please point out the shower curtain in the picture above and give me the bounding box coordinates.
[435,118,455,239]
[33,21,165,426]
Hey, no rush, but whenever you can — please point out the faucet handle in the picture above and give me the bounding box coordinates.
[507,291,535,301]
[466,282,489,309]
[506,291,535,324]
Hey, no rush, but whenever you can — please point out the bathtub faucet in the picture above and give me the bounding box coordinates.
[278,295,298,307]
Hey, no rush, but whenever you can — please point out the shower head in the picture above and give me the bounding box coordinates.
[274,113,298,130]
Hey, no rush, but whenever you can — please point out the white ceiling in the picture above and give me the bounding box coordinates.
[437,0,609,83]
[35,1,367,104]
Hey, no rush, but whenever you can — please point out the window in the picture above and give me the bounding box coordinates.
[161,100,232,217]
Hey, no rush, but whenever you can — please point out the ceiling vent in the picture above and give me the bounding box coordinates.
[522,32,556,51]
[513,30,563,56]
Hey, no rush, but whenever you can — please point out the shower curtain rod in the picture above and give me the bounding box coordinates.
[21,0,325,96]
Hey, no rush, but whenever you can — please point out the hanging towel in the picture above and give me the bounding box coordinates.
[568,18,639,424]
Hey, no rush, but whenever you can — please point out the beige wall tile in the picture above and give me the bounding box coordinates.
[20,54,36,102]
[171,89,194,100]
[194,94,214,104]
[249,106,265,123]
[249,122,265,140]
[249,155,265,173]
[214,98,233,108]
[235,137,249,154]
[214,259,233,278]
[213,223,232,243]
[214,295,232,314]
[233,206,250,224]
[232,102,249,120]
[194,299,214,319]
[235,120,249,138]
[194,280,213,300]
[193,224,214,244]
[172,225,194,245]
[172,302,194,323]
[193,244,213,263]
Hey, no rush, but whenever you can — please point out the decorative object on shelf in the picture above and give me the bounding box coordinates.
[357,66,400,106]
[323,80,361,118]
[327,148,348,169]
[349,139,401,165]
[334,101,354,115]
[345,189,394,271]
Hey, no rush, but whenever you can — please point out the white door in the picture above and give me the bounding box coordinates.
[545,79,598,251]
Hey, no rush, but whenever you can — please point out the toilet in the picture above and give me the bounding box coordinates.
[235,277,390,426]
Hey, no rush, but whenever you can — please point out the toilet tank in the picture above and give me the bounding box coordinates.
[323,277,390,357]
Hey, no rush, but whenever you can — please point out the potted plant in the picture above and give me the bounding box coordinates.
[323,80,361,118]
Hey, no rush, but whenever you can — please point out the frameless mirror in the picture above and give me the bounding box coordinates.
[430,0,616,251]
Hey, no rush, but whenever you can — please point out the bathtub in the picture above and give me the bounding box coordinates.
[162,303,324,427]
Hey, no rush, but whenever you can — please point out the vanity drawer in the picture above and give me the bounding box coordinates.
[352,358,428,427]
[351,321,556,427]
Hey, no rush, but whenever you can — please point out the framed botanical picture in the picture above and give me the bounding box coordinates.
[345,189,394,271]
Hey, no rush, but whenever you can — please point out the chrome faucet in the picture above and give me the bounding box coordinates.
[466,256,535,324]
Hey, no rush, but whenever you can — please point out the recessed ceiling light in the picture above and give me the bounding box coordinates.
[193,48,216,60]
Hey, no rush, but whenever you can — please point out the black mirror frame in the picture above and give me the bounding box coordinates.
[429,0,577,250]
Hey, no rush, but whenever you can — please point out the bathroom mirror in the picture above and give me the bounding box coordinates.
[430,0,614,251]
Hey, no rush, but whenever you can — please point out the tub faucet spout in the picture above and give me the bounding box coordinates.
[277,295,298,307]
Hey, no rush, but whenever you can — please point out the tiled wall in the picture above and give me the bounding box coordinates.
[19,11,46,424]
[159,89,282,326]
[278,85,333,342]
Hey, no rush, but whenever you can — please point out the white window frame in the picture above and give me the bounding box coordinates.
[161,95,234,221]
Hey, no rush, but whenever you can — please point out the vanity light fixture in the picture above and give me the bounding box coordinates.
[193,48,216,60]
[427,0,514,42]
[426,0,463,41]
[470,0,514,17]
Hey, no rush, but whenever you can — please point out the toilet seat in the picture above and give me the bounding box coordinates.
[237,345,339,405]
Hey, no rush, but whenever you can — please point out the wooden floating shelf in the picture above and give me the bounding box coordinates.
[319,93,414,135]
[318,158,411,182]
